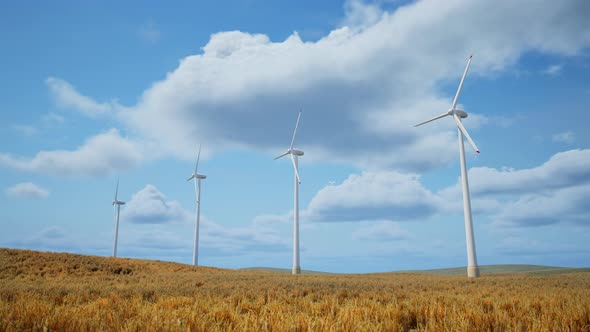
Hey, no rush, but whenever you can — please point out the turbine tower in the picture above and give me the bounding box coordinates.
[187,145,206,266]
[112,178,125,258]
[414,55,480,278]
[274,111,303,275]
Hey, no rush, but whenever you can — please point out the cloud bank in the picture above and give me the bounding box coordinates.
[5,182,49,199]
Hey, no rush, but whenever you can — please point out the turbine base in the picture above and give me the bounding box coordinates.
[467,266,480,278]
[292,266,301,275]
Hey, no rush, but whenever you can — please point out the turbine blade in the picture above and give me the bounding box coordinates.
[451,54,473,110]
[194,144,201,174]
[289,111,302,150]
[114,178,119,201]
[453,114,480,153]
[290,154,301,184]
[274,150,290,160]
[187,175,195,181]
[414,112,449,127]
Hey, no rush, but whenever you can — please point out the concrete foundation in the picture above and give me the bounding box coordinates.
[467,265,480,278]
[292,266,301,275]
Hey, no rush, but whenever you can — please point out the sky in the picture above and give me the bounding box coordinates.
[1,0,589,273]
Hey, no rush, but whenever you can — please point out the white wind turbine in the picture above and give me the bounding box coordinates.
[112,178,125,258]
[414,55,481,278]
[274,111,304,275]
[187,145,206,266]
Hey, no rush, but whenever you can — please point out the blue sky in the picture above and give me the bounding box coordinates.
[1,0,589,273]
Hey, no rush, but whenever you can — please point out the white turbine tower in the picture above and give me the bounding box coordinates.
[414,55,481,278]
[274,111,303,275]
[187,145,206,266]
[112,179,125,258]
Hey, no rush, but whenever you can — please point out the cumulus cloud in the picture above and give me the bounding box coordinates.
[0,129,142,176]
[115,0,590,169]
[46,77,120,117]
[353,221,411,241]
[119,185,291,253]
[121,185,189,224]
[493,185,590,227]
[298,149,590,228]
[552,131,575,144]
[305,171,440,222]
[441,149,590,198]
[5,182,49,199]
[438,149,590,227]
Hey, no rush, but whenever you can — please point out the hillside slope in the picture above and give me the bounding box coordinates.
[1,248,590,331]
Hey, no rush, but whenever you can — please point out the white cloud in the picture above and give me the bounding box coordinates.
[552,131,575,144]
[5,182,49,199]
[542,64,563,75]
[353,221,411,241]
[119,185,291,254]
[0,129,142,176]
[440,149,590,198]
[305,171,440,222]
[121,185,190,224]
[341,0,384,30]
[115,0,590,170]
[439,149,590,227]
[46,77,119,117]
[493,184,590,227]
[299,149,590,228]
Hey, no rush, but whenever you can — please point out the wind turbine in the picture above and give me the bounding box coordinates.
[187,145,206,266]
[274,111,303,275]
[112,178,125,258]
[414,55,480,278]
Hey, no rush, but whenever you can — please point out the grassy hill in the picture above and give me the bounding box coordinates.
[243,264,590,276]
[1,248,590,331]
[2,247,587,277]
[399,264,590,275]
[240,267,332,275]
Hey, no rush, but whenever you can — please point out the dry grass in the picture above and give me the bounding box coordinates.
[1,248,589,331]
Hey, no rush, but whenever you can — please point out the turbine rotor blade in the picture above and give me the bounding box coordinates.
[414,112,450,127]
[289,111,302,150]
[451,54,473,110]
[194,144,201,174]
[274,150,290,160]
[290,154,301,184]
[453,114,480,153]
[114,178,119,201]
[187,175,195,181]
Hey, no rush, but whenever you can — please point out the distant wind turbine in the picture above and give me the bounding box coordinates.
[112,178,125,258]
[187,145,206,266]
[274,111,304,275]
[414,55,481,278]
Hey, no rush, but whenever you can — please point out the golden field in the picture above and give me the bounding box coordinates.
[1,248,589,331]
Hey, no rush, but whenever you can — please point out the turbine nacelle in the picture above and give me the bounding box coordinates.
[112,200,125,206]
[187,173,207,181]
[291,149,304,156]
[450,109,468,119]
[275,149,304,159]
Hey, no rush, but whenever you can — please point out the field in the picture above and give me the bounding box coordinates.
[1,248,589,331]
